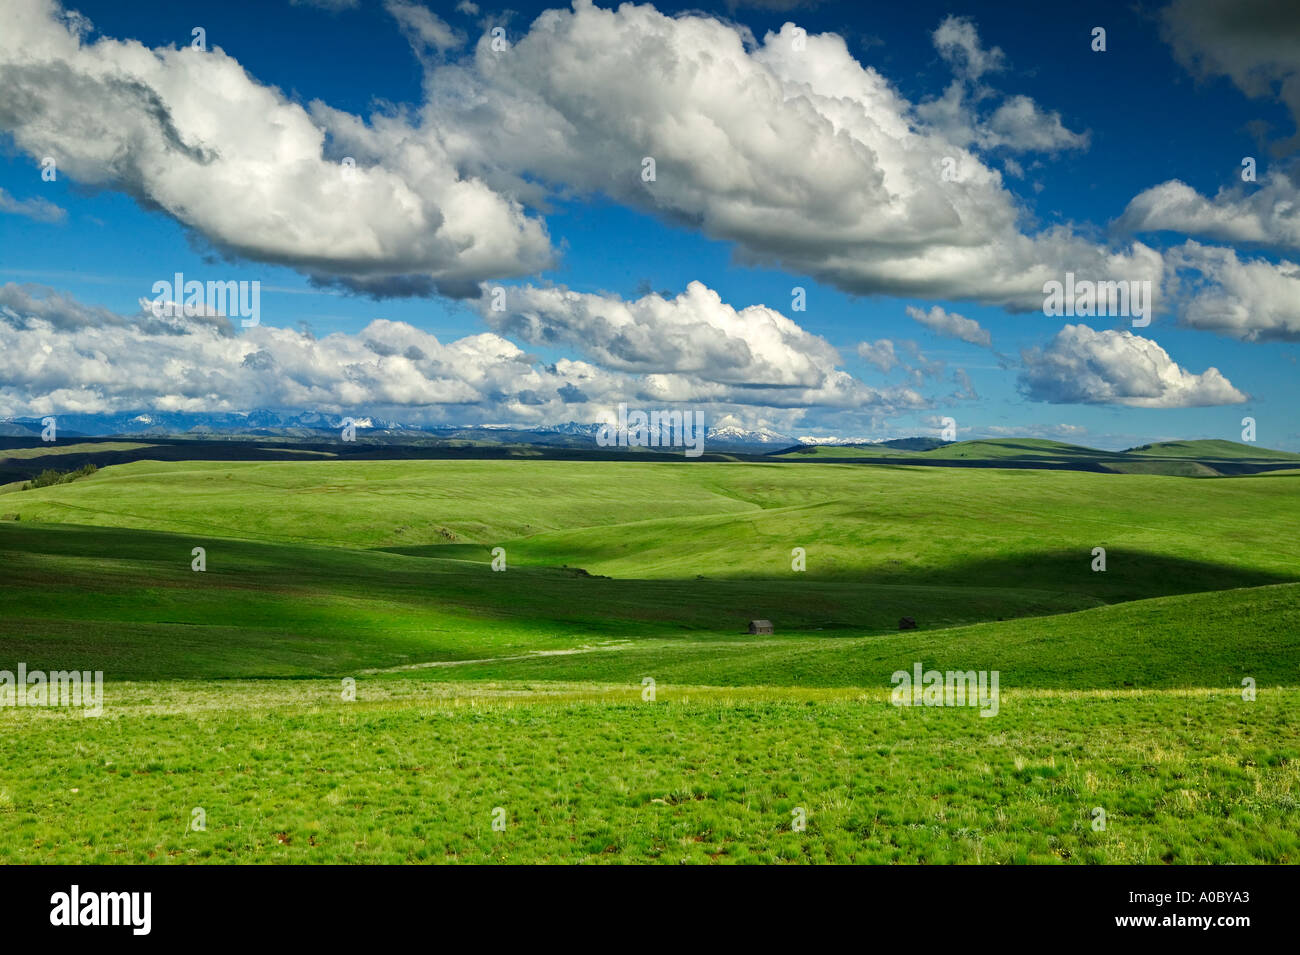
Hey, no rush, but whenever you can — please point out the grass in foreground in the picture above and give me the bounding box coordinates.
[0,681,1293,864]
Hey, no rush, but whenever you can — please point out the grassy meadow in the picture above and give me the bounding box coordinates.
[0,449,1297,863]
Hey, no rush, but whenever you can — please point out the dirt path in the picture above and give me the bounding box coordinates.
[360,641,632,674]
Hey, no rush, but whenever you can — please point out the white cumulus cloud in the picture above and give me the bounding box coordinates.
[1019,324,1247,407]
[1168,240,1300,341]
[0,282,931,424]
[0,0,1154,311]
[905,305,992,346]
[484,281,840,387]
[0,0,553,297]
[1117,170,1300,251]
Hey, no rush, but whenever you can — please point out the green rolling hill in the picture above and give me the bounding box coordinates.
[1,449,1297,863]
[774,436,1300,475]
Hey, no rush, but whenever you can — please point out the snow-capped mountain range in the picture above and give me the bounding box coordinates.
[0,410,894,452]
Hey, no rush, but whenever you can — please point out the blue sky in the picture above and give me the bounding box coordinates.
[1,0,1297,448]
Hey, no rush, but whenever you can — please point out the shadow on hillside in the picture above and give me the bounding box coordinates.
[4,522,1295,640]
[0,437,751,485]
[385,541,1295,618]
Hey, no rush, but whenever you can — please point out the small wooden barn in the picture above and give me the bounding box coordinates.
[748,619,774,635]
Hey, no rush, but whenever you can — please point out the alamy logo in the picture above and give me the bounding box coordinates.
[596,403,705,458]
[50,885,151,935]
[0,664,103,716]
[1042,272,1151,327]
[150,272,261,327]
[890,661,1000,717]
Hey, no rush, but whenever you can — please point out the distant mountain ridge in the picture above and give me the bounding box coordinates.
[2,413,1298,472]
[0,410,807,451]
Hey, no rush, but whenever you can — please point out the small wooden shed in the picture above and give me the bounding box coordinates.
[748,619,774,635]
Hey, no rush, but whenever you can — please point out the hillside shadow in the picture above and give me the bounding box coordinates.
[4,523,1294,641]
